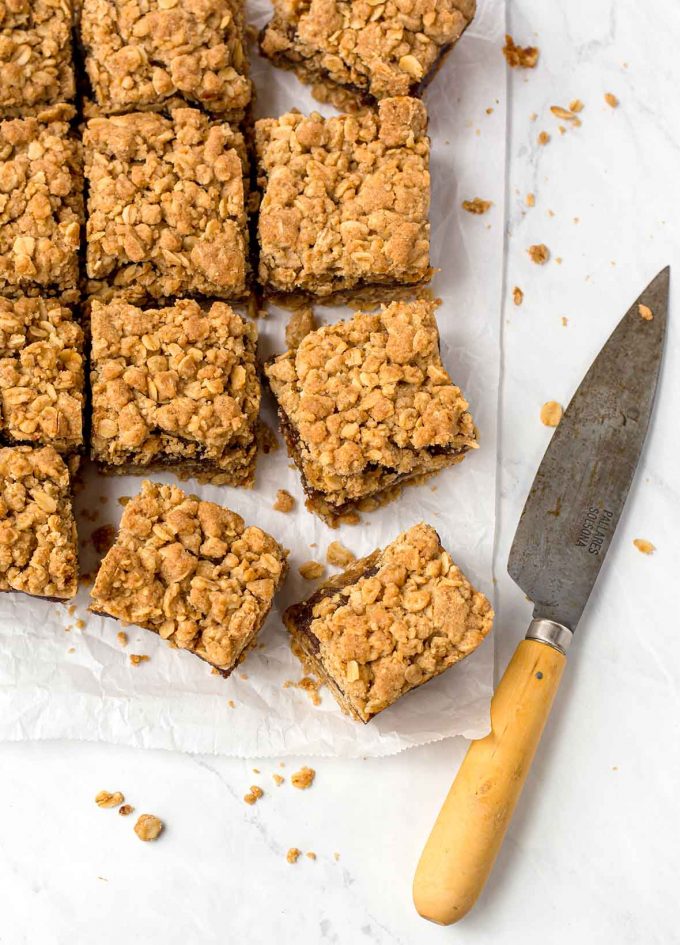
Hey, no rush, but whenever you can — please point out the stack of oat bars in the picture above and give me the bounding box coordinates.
[0,0,492,721]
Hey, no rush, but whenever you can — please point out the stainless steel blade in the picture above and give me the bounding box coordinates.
[508,267,669,630]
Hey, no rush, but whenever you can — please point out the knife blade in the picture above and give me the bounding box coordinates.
[413,267,670,926]
[509,265,669,631]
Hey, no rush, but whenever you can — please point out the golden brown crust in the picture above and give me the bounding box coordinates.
[0,296,84,453]
[90,480,288,674]
[284,523,493,722]
[260,0,475,104]
[254,97,431,297]
[83,108,249,302]
[0,444,78,599]
[265,299,477,521]
[81,0,251,122]
[90,298,260,486]
[0,108,82,294]
[0,0,75,118]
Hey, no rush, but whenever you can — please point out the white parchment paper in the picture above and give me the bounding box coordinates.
[0,0,506,757]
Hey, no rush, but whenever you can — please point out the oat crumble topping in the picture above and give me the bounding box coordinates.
[82,0,251,121]
[291,766,315,789]
[255,97,431,298]
[90,299,260,486]
[502,34,538,69]
[84,108,248,302]
[528,243,550,264]
[0,445,78,598]
[633,538,655,555]
[95,790,124,808]
[326,541,355,567]
[90,481,287,675]
[273,489,296,513]
[284,522,493,722]
[265,299,477,524]
[134,813,163,841]
[540,401,563,427]
[461,198,492,215]
[260,0,475,104]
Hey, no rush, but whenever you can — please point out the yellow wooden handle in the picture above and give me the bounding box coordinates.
[412,638,566,925]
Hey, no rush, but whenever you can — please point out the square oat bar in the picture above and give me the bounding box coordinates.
[90,298,260,486]
[260,0,474,108]
[84,108,249,303]
[81,0,251,122]
[255,97,431,298]
[0,445,78,599]
[284,523,493,722]
[0,296,84,454]
[264,299,477,525]
[0,107,82,296]
[0,0,75,118]
[90,480,288,675]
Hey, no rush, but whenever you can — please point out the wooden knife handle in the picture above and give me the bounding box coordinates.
[412,638,566,925]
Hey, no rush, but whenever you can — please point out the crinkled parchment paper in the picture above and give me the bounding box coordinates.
[0,0,505,757]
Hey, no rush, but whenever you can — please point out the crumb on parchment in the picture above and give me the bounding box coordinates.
[306,852,317,861]
[134,814,163,841]
[540,402,563,427]
[502,35,539,69]
[326,541,355,567]
[116,631,128,647]
[550,105,581,126]
[130,654,150,666]
[526,193,535,207]
[284,675,323,706]
[95,790,124,808]
[528,244,550,264]
[273,489,295,513]
[244,786,264,805]
[119,805,134,817]
[285,306,317,349]
[298,561,325,580]
[227,699,236,708]
[633,539,655,555]
[273,773,285,786]
[638,304,653,321]
[291,767,316,790]
[287,848,302,864]
[513,287,524,306]
[537,131,550,145]
[569,99,584,113]
[461,198,492,215]
[605,92,619,108]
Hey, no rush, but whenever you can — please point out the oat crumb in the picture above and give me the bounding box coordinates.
[273,773,285,786]
[502,35,539,69]
[526,193,535,207]
[253,768,260,774]
[638,303,654,321]
[550,105,581,125]
[244,786,264,805]
[462,198,492,215]
[298,560,325,580]
[633,539,655,555]
[285,306,317,349]
[333,852,340,861]
[512,287,524,306]
[95,790,124,808]
[227,699,236,708]
[605,92,619,108]
[291,767,316,790]
[561,316,569,327]
[273,489,296,513]
[306,852,317,861]
[118,496,131,507]
[239,672,249,680]
[75,619,86,630]
[540,401,563,427]
[287,847,302,864]
[116,631,128,647]
[528,244,550,264]
[118,804,134,817]
[537,131,550,145]
[569,99,584,113]
[130,654,150,665]
[326,541,356,567]
[134,814,163,841]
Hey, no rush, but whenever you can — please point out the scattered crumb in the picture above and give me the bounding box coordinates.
[68,604,76,616]
[244,786,264,805]
[306,852,317,861]
[333,852,340,862]
[555,256,563,265]
[258,421,280,455]
[129,654,150,666]
[273,773,285,786]
[91,524,116,555]
[286,848,302,864]
[502,34,539,68]
[540,401,563,427]
[561,316,569,327]
[604,92,619,108]
[525,193,535,207]
[291,767,316,790]
[273,489,296,513]
[95,790,124,809]
[550,104,581,125]
[298,560,325,580]
[326,541,355,567]
[529,112,537,121]
[537,130,550,145]
[116,631,128,647]
[336,510,361,526]
[253,768,260,774]
[239,672,249,680]
[134,814,163,841]
[528,243,550,264]
[210,667,220,676]
[118,496,130,507]
[512,286,524,306]
[75,619,85,630]
[485,106,493,115]
[285,305,317,349]
[67,646,75,653]
[284,675,323,706]
[638,303,654,321]
[227,699,236,708]
[118,804,134,817]
[633,539,655,555]
[461,197,492,215]
[569,99,584,113]
[279,761,285,767]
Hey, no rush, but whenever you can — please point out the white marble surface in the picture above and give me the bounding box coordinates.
[2,1,679,941]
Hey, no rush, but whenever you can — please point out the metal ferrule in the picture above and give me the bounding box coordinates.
[526,618,573,655]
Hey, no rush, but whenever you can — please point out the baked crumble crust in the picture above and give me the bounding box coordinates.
[284,523,493,722]
[255,97,431,297]
[0,106,82,294]
[0,296,84,453]
[90,298,260,486]
[84,107,249,303]
[0,0,75,118]
[0,444,79,599]
[265,299,477,524]
[259,0,475,105]
[90,480,288,675]
[81,0,251,122]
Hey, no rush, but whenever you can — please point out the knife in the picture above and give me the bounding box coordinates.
[412,266,670,925]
